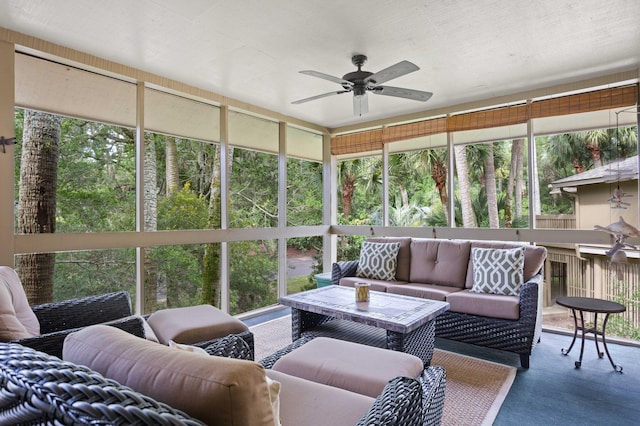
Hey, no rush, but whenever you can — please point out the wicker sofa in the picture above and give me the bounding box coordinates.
[0,325,446,425]
[332,237,547,368]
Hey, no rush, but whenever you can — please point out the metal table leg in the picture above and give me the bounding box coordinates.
[561,307,579,359]
[601,313,623,373]
[577,309,586,368]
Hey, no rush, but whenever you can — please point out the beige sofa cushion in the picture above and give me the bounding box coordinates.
[339,276,408,291]
[446,289,520,320]
[464,241,547,289]
[147,304,249,345]
[410,239,471,288]
[272,337,424,398]
[266,369,375,426]
[365,237,412,281]
[63,325,275,426]
[0,267,40,341]
[387,282,462,301]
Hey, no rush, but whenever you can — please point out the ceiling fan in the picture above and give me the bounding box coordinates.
[292,54,433,116]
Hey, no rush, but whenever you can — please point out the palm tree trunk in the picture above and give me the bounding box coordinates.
[431,160,449,225]
[165,136,179,195]
[454,145,477,228]
[505,140,519,227]
[515,139,525,219]
[342,174,356,219]
[143,133,158,313]
[17,111,60,304]
[484,144,499,228]
[164,135,180,307]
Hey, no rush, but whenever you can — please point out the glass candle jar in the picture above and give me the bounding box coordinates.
[355,282,370,303]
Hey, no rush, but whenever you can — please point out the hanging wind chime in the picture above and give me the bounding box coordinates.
[594,107,639,280]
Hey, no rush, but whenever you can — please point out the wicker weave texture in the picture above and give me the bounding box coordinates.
[421,366,446,426]
[294,312,437,365]
[435,279,539,368]
[258,335,315,369]
[0,343,204,425]
[193,331,255,360]
[356,376,423,426]
[12,314,145,359]
[33,291,133,333]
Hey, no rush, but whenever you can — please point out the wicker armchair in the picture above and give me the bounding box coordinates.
[0,342,204,425]
[10,291,145,358]
[258,335,446,426]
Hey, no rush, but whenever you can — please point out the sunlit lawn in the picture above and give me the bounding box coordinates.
[287,275,315,294]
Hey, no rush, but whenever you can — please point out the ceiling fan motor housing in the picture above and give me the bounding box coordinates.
[343,54,374,90]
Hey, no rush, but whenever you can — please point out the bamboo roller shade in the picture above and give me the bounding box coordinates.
[331,84,638,155]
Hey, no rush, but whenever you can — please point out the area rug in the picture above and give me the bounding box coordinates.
[250,315,516,426]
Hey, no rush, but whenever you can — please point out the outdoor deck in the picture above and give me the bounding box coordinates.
[246,307,640,426]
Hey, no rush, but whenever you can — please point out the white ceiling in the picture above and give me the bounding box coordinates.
[1,0,639,130]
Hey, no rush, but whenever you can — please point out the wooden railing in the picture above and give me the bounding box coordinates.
[536,214,576,229]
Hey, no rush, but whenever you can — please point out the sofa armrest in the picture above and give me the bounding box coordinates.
[519,272,543,345]
[331,260,359,285]
[11,315,145,360]
[32,291,133,334]
[518,274,541,320]
[357,372,436,426]
[421,366,446,426]
[192,331,254,360]
[357,366,446,426]
[258,335,316,368]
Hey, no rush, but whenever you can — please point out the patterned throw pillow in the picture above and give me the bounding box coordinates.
[471,247,525,296]
[356,241,401,281]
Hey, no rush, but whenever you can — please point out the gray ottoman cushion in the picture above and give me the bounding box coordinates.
[272,337,424,398]
[147,304,249,345]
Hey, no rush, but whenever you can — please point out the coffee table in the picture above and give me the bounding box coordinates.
[278,285,450,365]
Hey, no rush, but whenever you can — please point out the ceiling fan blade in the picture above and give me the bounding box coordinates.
[353,92,369,116]
[371,85,433,102]
[299,70,353,86]
[291,90,350,104]
[365,60,419,85]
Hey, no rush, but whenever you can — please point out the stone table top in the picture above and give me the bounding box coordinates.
[279,285,450,334]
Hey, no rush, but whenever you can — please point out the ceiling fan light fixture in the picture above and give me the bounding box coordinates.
[353,92,368,116]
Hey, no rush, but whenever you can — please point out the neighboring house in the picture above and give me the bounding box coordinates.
[550,156,639,232]
[542,156,639,327]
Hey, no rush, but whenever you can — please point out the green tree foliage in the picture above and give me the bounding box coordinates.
[13,108,639,322]
[230,150,278,228]
[158,183,208,230]
[229,240,277,315]
[14,110,297,311]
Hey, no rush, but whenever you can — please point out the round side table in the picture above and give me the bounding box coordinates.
[556,296,625,372]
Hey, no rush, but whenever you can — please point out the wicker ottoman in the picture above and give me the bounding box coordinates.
[146,305,254,358]
[271,336,425,398]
